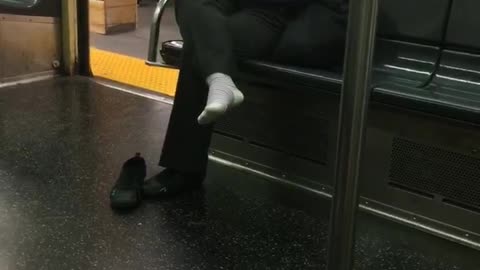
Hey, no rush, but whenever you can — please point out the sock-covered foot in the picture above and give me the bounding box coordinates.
[198,73,244,125]
[110,153,146,210]
[143,169,204,198]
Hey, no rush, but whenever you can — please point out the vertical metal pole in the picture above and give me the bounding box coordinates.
[147,0,169,63]
[326,0,378,270]
[62,0,78,75]
[77,0,91,76]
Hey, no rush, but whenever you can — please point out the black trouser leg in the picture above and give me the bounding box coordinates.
[159,44,213,174]
[160,1,289,174]
[159,0,237,174]
[175,0,238,76]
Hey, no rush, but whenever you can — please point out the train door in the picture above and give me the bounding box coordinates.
[87,0,180,97]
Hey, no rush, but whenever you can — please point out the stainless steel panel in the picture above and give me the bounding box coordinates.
[361,103,480,245]
[0,14,61,82]
[210,100,480,250]
[209,150,480,250]
[211,133,332,190]
[212,80,340,187]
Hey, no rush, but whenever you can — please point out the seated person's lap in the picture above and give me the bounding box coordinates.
[228,3,347,68]
[273,3,347,68]
[227,8,289,60]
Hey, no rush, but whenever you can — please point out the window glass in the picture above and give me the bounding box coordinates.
[0,0,39,8]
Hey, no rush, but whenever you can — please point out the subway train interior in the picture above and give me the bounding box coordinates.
[1,0,480,269]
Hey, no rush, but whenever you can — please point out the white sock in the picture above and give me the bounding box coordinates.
[197,73,244,125]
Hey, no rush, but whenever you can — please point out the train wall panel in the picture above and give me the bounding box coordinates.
[0,14,61,82]
[210,81,480,248]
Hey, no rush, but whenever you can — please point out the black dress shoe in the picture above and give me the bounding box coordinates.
[143,169,204,198]
[110,153,146,210]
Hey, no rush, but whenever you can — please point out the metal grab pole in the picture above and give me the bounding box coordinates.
[326,0,379,270]
[147,0,170,64]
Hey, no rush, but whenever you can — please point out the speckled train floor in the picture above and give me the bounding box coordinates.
[0,77,478,270]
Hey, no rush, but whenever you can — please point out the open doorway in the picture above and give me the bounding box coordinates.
[88,0,181,96]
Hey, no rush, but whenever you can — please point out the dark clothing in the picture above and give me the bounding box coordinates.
[174,0,293,77]
[272,3,347,68]
[159,0,347,174]
[160,0,291,173]
[248,0,312,5]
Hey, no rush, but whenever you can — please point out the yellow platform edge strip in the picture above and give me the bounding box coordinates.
[90,48,179,97]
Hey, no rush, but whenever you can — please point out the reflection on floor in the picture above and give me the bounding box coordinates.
[0,77,479,270]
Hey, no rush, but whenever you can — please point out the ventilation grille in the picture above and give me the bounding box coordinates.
[390,138,480,211]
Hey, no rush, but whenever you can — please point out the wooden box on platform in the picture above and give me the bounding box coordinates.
[89,0,137,34]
